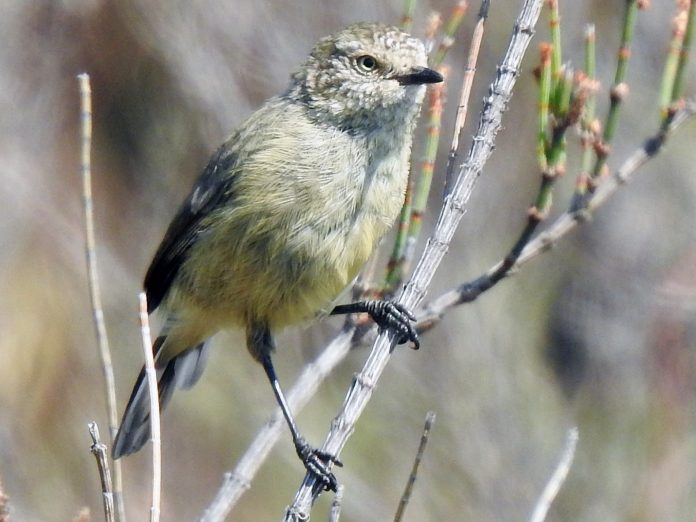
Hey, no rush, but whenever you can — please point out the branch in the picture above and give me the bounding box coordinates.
[77,72,126,522]
[328,485,345,522]
[529,427,579,522]
[416,99,696,331]
[444,0,490,193]
[88,422,115,522]
[394,411,436,522]
[138,293,161,522]
[284,1,546,518]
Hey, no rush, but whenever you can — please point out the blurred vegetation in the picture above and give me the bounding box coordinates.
[1,0,695,520]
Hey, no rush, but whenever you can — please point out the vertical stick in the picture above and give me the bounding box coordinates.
[77,72,126,522]
[88,422,116,522]
[138,293,161,522]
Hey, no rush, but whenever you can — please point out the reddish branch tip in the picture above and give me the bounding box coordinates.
[589,118,602,136]
[539,41,553,61]
[453,1,468,16]
[667,99,686,119]
[532,65,542,82]
[593,140,611,159]
[421,159,436,170]
[610,82,630,103]
[527,206,548,221]
[672,10,688,36]
[575,172,589,191]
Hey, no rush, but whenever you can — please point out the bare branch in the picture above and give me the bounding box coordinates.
[138,293,161,522]
[530,427,579,522]
[328,485,345,522]
[77,72,126,522]
[88,422,115,522]
[394,411,437,522]
[445,0,490,193]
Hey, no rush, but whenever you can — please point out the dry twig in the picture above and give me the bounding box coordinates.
[530,427,579,522]
[138,293,161,522]
[394,411,437,522]
[88,422,115,522]
[77,72,125,522]
[328,485,345,522]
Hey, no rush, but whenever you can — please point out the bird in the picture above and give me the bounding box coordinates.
[112,22,442,491]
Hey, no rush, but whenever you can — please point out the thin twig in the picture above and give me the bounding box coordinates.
[529,427,579,522]
[416,100,696,331]
[394,411,436,522]
[671,0,696,102]
[284,2,545,518]
[138,293,161,522]
[328,485,345,522]
[77,72,126,522]
[444,0,490,194]
[658,5,688,115]
[88,422,115,522]
[590,0,641,180]
[431,1,468,66]
[577,24,597,193]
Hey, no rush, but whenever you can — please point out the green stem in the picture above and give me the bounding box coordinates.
[537,43,552,171]
[401,0,417,32]
[580,24,596,180]
[432,1,468,66]
[593,0,639,179]
[672,1,696,103]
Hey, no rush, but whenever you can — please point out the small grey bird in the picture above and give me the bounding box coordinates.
[113,22,442,490]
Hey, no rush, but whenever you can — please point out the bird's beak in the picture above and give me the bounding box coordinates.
[395,66,444,85]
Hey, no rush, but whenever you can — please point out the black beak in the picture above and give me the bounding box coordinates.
[396,66,443,86]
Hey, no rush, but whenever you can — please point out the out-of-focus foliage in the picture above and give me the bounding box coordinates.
[1,1,695,520]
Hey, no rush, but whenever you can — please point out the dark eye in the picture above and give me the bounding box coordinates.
[356,55,378,73]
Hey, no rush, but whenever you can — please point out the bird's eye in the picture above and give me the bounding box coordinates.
[356,55,378,73]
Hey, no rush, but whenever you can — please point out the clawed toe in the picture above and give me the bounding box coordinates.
[295,438,340,492]
[330,299,420,349]
[368,300,420,349]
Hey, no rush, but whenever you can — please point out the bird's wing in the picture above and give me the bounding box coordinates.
[144,144,239,313]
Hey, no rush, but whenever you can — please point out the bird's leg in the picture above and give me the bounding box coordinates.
[330,300,420,349]
[250,324,341,491]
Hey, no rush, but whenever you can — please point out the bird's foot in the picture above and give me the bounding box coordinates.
[362,300,420,349]
[295,437,342,492]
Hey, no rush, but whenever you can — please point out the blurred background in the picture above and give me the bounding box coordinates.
[2,0,696,520]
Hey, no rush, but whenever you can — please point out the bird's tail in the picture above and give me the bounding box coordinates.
[112,335,211,459]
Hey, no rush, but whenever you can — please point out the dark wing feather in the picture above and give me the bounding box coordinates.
[144,144,238,312]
